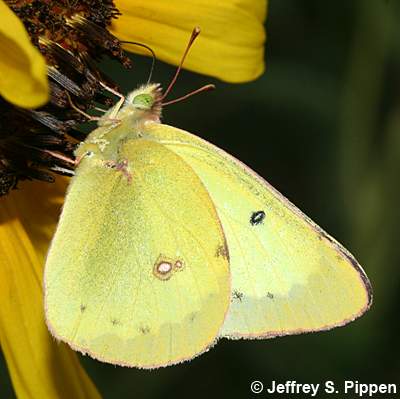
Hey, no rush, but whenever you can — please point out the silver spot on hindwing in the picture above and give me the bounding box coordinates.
[153,255,185,281]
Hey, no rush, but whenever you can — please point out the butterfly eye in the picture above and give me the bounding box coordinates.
[132,93,154,109]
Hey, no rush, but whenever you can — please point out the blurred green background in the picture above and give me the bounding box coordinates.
[1,0,400,397]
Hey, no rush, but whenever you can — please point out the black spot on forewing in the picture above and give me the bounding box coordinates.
[216,243,229,260]
[80,304,87,313]
[189,313,196,322]
[266,292,274,299]
[233,290,244,302]
[140,326,150,334]
[250,210,266,226]
[111,318,120,326]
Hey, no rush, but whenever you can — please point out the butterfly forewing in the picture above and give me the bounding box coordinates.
[143,123,372,339]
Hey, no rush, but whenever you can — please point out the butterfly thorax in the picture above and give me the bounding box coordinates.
[75,83,163,163]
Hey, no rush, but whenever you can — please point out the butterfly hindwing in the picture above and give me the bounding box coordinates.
[45,137,230,368]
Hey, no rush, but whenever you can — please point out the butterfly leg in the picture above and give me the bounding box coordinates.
[66,92,121,125]
[108,96,125,119]
[93,106,107,113]
[103,159,132,183]
[66,92,101,122]
[99,82,126,119]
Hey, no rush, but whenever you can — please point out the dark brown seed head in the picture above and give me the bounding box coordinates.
[1,0,133,195]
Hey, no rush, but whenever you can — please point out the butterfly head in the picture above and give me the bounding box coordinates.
[106,28,212,126]
[126,83,163,121]
[132,93,154,110]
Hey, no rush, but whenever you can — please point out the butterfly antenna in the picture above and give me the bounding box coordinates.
[120,41,156,84]
[162,84,215,106]
[160,26,201,101]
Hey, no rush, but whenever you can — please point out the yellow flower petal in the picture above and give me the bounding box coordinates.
[11,178,68,264]
[0,186,100,399]
[0,1,49,108]
[112,0,267,83]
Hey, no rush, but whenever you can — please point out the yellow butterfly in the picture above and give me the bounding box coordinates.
[44,31,372,369]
